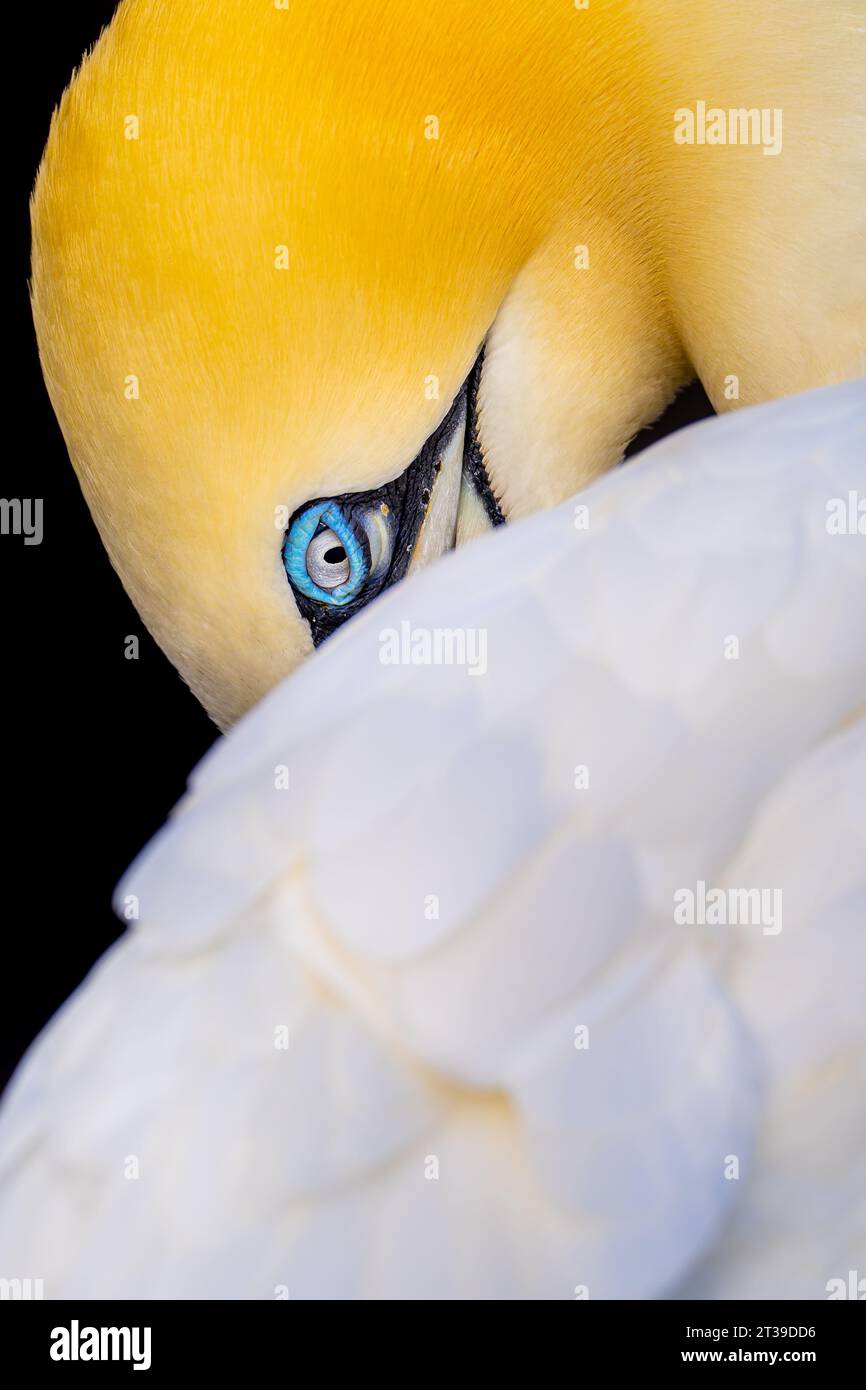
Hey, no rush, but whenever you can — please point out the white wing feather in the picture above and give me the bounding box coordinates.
[1,381,864,1299]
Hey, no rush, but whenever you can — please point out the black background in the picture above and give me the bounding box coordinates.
[2,2,713,1092]
[2,3,218,1091]
[6,1298,863,1372]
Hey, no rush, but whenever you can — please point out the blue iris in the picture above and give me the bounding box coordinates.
[282,501,369,606]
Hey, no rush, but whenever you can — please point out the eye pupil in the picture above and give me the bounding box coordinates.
[302,524,354,592]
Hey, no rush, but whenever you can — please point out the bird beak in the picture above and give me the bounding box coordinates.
[409,353,502,572]
[407,395,467,573]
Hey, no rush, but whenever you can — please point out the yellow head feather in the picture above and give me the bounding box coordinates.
[32,0,865,725]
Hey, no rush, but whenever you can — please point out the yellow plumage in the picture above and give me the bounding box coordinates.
[32,0,865,726]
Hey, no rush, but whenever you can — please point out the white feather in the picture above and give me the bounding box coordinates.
[1,381,864,1298]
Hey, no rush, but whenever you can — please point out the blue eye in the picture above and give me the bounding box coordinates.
[282,501,370,606]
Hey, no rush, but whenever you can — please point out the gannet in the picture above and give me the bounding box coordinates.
[4,0,865,1300]
[30,0,865,725]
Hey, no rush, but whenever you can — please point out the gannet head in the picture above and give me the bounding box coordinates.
[32,1,677,727]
